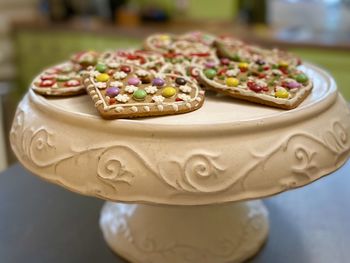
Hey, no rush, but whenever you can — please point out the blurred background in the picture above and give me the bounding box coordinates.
[0,0,349,171]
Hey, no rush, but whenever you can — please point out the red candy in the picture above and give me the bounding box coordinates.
[127,54,138,60]
[120,65,131,73]
[280,68,289,75]
[39,80,55,87]
[176,98,183,102]
[107,69,115,75]
[41,75,55,81]
[220,58,230,65]
[218,68,227,76]
[109,98,116,105]
[64,80,80,87]
[247,81,263,92]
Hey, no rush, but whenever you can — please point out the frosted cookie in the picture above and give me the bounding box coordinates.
[143,33,178,53]
[179,31,216,47]
[215,36,301,67]
[144,33,215,57]
[71,50,100,68]
[32,62,86,96]
[199,60,312,110]
[84,63,205,119]
[99,49,165,70]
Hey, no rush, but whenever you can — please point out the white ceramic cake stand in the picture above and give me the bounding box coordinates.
[10,64,350,263]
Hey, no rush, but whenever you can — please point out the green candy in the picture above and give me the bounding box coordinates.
[204,68,217,79]
[56,75,70,82]
[133,89,147,101]
[295,73,308,83]
[96,63,107,73]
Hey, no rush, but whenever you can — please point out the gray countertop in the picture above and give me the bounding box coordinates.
[0,162,349,263]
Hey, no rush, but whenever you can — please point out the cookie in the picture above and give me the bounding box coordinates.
[99,49,165,72]
[143,33,178,53]
[215,36,301,67]
[179,31,216,47]
[144,33,219,82]
[84,63,205,119]
[71,50,100,68]
[199,59,312,110]
[32,62,86,96]
[144,32,214,57]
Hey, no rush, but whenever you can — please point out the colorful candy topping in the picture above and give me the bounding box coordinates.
[152,77,165,87]
[175,77,187,86]
[127,77,140,86]
[120,65,131,73]
[96,73,110,82]
[275,87,289,98]
[106,87,120,97]
[39,80,55,87]
[162,87,176,98]
[64,80,80,87]
[226,78,239,87]
[133,89,147,101]
[41,75,55,81]
[238,62,249,72]
[295,73,308,83]
[96,63,107,73]
[204,68,217,79]
[56,75,70,82]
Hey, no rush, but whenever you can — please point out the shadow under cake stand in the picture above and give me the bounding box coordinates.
[10,64,350,263]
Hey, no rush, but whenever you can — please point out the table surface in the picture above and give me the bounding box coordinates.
[0,162,349,263]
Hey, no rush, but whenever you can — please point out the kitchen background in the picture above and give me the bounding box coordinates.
[0,0,349,171]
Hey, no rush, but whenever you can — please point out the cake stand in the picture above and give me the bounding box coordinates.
[10,64,350,263]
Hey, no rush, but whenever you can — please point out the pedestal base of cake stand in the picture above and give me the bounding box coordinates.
[100,200,269,263]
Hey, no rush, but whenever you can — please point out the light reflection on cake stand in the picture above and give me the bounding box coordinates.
[10,64,350,263]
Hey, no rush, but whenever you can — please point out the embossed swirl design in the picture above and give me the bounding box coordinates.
[10,108,350,195]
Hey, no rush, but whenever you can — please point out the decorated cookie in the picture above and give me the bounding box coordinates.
[71,50,100,68]
[84,63,205,119]
[199,59,312,110]
[144,32,216,58]
[179,31,216,47]
[215,36,301,67]
[143,33,179,53]
[99,49,165,71]
[32,62,86,96]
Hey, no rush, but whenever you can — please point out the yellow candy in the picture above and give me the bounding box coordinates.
[275,88,289,99]
[279,61,289,68]
[162,87,176,98]
[226,78,239,87]
[96,73,110,82]
[238,62,249,69]
[159,34,170,41]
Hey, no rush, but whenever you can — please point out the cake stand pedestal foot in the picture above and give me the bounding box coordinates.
[100,200,269,263]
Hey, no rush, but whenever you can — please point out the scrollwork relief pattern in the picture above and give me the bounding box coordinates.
[10,108,350,195]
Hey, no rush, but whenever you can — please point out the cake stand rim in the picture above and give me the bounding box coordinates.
[27,63,337,135]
